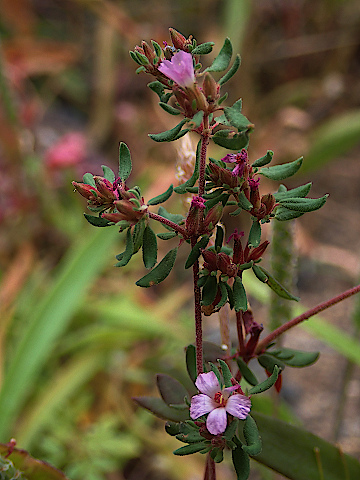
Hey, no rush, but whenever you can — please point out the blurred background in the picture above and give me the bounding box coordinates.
[0,0,360,479]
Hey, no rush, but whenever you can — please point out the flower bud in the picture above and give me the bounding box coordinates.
[141,41,156,64]
[201,249,218,271]
[203,202,223,233]
[169,28,188,50]
[217,253,238,277]
[185,195,205,236]
[202,73,219,103]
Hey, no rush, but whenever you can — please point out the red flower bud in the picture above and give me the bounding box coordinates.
[169,28,188,50]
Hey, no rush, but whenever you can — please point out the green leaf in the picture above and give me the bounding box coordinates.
[136,247,177,287]
[218,359,233,387]
[255,265,300,301]
[252,411,360,480]
[148,184,174,205]
[224,99,252,132]
[248,221,261,248]
[258,354,285,373]
[156,374,189,406]
[242,415,262,456]
[205,37,233,73]
[133,396,189,422]
[191,42,215,55]
[270,348,320,367]
[159,102,181,115]
[233,277,247,312]
[185,235,210,269]
[216,281,228,308]
[219,54,241,86]
[235,357,258,386]
[189,110,204,128]
[186,344,197,383]
[83,172,95,187]
[223,418,239,442]
[260,157,303,181]
[142,225,157,269]
[101,164,115,183]
[274,182,312,201]
[147,80,166,100]
[118,142,132,181]
[157,231,177,240]
[237,191,253,211]
[232,441,250,480]
[176,431,205,444]
[279,195,328,213]
[157,206,184,230]
[215,225,224,250]
[83,213,112,227]
[174,139,200,194]
[201,275,218,306]
[115,228,134,267]
[149,119,188,142]
[132,220,146,252]
[151,40,162,58]
[252,150,273,168]
[249,365,280,394]
[173,442,209,456]
[213,130,250,150]
[274,206,304,221]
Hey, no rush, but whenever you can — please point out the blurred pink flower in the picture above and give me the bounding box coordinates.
[190,371,251,435]
[158,51,195,88]
[45,133,86,169]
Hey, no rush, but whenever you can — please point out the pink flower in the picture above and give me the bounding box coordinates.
[190,371,251,435]
[158,51,195,88]
[45,133,86,169]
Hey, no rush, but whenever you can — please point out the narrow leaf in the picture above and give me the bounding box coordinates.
[205,37,233,73]
[185,235,210,269]
[201,275,218,306]
[83,172,95,187]
[260,157,303,181]
[142,225,157,269]
[242,415,262,456]
[248,220,261,248]
[157,231,177,240]
[159,102,181,115]
[186,344,197,383]
[136,247,178,287]
[249,365,280,394]
[191,42,215,55]
[219,54,241,86]
[258,355,285,373]
[133,396,189,422]
[173,442,209,456]
[213,130,250,150]
[156,374,189,406]
[148,184,174,205]
[279,195,328,213]
[237,191,253,211]
[118,142,132,181]
[256,266,300,301]
[115,228,134,267]
[232,442,250,480]
[233,277,248,312]
[149,119,187,142]
[274,182,312,201]
[84,214,112,227]
[252,150,273,168]
[275,206,304,221]
[235,357,258,386]
[101,165,115,183]
[218,359,232,387]
[271,348,320,368]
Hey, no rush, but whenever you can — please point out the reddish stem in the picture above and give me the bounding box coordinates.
[236,310,245,356]
[192,239,203,375]
[204,453,216,480]
[255,284,360,354]
[148,211,186,237]
[198,120,210,198]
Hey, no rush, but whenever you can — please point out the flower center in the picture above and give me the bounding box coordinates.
[214,391,227,407]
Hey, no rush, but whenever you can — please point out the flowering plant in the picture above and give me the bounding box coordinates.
[72,28,360,480]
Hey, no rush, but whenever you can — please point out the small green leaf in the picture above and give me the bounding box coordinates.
[279,195,328,213]
[224,100,252,132]
[223,418,239,442]
[233,277,247,312]
[157,231,177,240]
[134,50,149,65]
[274,206,304,221]
[252,150,273,168]
[186,344,197,383]
[260,157,303,181]
[225,282,234,309]
[83,214,112,227]
[258,354,285,373]
[242,415,262,456]
[256,265,300,301]
[213,130,250,150]
[136,247,178,287]
[132,220,145,252]
[101,165,115,183]
[148,184,174,205]
[129,50,141,65]
[271,348,320,367]
[173,442,210,456]
[191,42,215,55]
[189,110,204,128]
[159,102,181,115]
[149,119,188,142]
[142,225,157,269]
[218,359,232,387]
[156,374,189,406]
[237,191,253,211]
[165,421,181,436]
[174,139,200,194]
[148,81,166,100]
[232,441,250,480]
[185,235,210,269]
[235,358,258,386]
[83,172,95,187]
[249,365,280,395]
[176,431,205,444]
[151,40,162,58]
[248,221,261,248]
[201,275,218,306]
[216,281,228,308]
[133,396,189,422]
[252,264,269,283]
[118,142,132,181]
[115,228,134,267]
[205,37,233,73]
[157,206,184,229]
[219,54,241,86]
[274,182,312,201]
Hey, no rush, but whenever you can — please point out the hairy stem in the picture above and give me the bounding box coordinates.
[198,118,210,197]
[192,241,203,375]
[148,211,186,237]
[204,453,216,480]
[236,310,245,355]
[255,284,360,354]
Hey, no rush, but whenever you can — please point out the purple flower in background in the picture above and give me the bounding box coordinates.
[190,371,251,435]
[158,51,195,88]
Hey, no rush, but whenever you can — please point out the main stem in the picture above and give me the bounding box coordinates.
[194,126,210,375]
[255,283,360,354]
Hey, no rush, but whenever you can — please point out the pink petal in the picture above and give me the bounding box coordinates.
[206,407,227,435]
[190,394,217,419]
[195,371,220,398]
[158,51,195,88]
[225,394,251,420]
